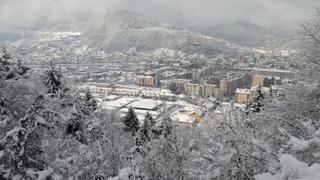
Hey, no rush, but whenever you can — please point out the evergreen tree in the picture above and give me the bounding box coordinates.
[133,121,148,156]
[44,63,62,94]
[144,112,157,139]
[137,119,149,146]
[145,112,155,127]
[79,90,97,116]
[0,48,28,82]
[66,113,87,144]
[123,107,140,136]
[4,95,47,178]
[84,90,97,109]
[246,87,265,114]
[43,63,87,144]
[0,48,11,81]
[159,116,173,138]
[0,48,34,178]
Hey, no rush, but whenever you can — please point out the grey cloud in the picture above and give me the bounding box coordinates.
[0,0,318,32]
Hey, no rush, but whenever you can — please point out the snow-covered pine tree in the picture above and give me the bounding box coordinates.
[0,48,34,179]
[84,90,97,111]
[64,90,97,144]
[123,107,139,136]
[44,62,62,94]
[0,48,12,81]
[78,89,97,116]
[4,95,51,179]
[0,48,29,83]
[246,86,265,114]
[126,121,149,179]
[43,63,90,144]
[66,113,87,144]
[143,112,156,140]
[159,116,173,138]
[133,122,148,156]
[135,113,155,148]
[138,118,188,179]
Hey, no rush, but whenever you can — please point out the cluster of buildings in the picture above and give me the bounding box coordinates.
[99,96,205,127]
[18,30,304,129]
[170,105,205,127]
[133,63,292,106]
[169,72,252,98]
[252,74,281,87]
[65,50,299,128]
[171,80,219,98]
[235,74,283,104]
[219,73,252,95]
[80,83,176,101]
[136,71,159,87]
[235,53,298,70]
[77,83,208,126]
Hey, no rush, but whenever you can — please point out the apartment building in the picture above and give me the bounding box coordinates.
[252,75,282,87]
[235,88,251,104]
[136,72,158,87]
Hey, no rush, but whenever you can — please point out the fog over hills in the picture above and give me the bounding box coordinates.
[79,11,245,55]
[8,10,254,56]
[0,10,305,58]
[189,21,297,47]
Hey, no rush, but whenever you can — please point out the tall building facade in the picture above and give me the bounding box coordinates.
[235,88,251,104]
[136,72,158,87]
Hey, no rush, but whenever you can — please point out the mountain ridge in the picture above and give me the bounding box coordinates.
[189,21,296,47]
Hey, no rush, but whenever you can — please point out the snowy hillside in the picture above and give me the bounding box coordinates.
[10,10,251,58]
[80,10,247,55]
[190,21,294,47]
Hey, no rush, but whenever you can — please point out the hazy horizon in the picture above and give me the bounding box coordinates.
[0,0,319,32]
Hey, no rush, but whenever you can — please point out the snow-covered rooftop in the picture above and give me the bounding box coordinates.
[171,113,194,124]
[102,97,136,108]
[235,88,251,94]
[128,99,162,110]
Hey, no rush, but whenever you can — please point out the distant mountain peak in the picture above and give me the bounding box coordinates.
[11,10,248,56]
[189,21,294,47]
[76,10,245,55]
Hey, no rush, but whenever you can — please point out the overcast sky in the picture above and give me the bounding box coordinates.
[0,0,319,32]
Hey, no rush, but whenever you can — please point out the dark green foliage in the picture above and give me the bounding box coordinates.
[0,48,28,82]
[66,114,86,144]
[44,63,62,94]
[145,112,155,127]
[84,90,97,109]
[6,96,47,177]
[136,119,149,146]
[144,112,158,139]
[123,107,140,136]
[80,90,97,115]
[159,117,173,138]
[246,87,265,114]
